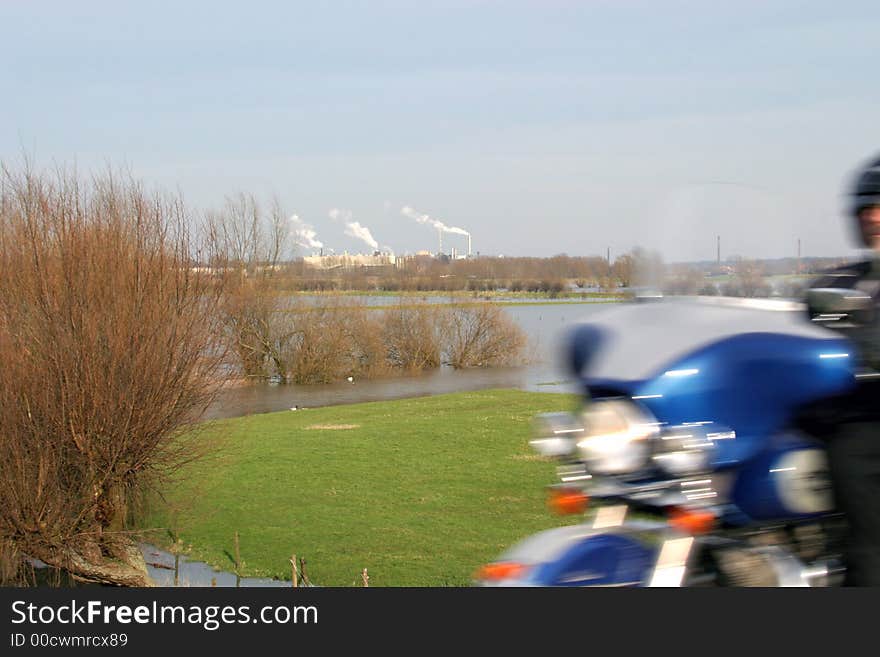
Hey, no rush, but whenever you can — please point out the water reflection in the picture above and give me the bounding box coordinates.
[142,543,295,588]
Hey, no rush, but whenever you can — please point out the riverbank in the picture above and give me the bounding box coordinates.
[282,289,629,302]
[140,389,580,586]
[278,298,623,311]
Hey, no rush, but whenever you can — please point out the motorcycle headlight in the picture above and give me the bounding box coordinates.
[575,400,659,475]
[651,424,724,476]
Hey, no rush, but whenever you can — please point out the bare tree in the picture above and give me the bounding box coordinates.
[382,303,444,371]
[444,304,527,368]
[206,193,296,380]
[221,277,277,378]
[663,265,705,296]
[732,259,772,298]
[0,164,228,586]
[276,299,364,384]
[611,253,635,288]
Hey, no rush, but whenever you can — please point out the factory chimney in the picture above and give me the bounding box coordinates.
[468,234,471,257]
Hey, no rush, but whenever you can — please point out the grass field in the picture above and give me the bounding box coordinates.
[141,389,582,586]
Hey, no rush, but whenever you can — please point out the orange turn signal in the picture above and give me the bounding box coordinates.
[669,507,715,535]
[547,488,589,516]
[475,562,529,582]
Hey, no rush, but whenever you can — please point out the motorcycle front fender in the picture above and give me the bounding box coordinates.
[480,521,675,587]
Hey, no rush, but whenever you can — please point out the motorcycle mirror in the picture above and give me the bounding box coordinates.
[806,287,874,326]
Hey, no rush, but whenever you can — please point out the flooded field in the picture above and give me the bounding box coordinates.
[204,302,607,420]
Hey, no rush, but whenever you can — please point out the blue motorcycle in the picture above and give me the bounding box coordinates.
[476,289,876,587]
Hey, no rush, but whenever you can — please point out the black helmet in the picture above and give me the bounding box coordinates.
[850,154,880,246]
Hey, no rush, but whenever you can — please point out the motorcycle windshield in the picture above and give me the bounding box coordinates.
[566,297,844,387]
[565,298,856,463]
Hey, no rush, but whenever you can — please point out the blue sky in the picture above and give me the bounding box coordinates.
[2,0,879,261]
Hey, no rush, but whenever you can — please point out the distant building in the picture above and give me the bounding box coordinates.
[302,252,397,269]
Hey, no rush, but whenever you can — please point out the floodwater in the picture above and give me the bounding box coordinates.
[203,302,610,421]
[141,543,295,588]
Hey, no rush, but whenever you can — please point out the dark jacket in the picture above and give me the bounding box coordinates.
[801,258,880,427]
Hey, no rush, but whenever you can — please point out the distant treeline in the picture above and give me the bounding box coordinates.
[257,255,621,294]
[213,253,852,298]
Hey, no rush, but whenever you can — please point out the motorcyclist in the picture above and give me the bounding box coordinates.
[807,154,880,585]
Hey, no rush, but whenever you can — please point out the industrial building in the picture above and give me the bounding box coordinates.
[302,252,397,269]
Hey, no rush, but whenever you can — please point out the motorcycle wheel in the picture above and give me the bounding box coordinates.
[686,547,779,587]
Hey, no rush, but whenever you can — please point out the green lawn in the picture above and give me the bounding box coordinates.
[141,389,582,586]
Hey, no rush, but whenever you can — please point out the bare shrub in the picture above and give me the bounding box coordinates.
[341,305,391,379]
[728,259,772,298]
[265,300,527,376]
[443,304,527,368]
[698,282,719,296]
[382,303,444,371]
[221,277,276,378]
[720,279,743,297]
[663,266,706,296]
[0,164,228,585]
[546,279,565,297]
[222,278,394,384]
[278,300,384,383]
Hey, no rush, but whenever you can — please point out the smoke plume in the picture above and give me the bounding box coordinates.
[344,221,379,250]
[401,205,470,237]
[289,214,323,249]
[328,208,352,223]
[330,208,382,251]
